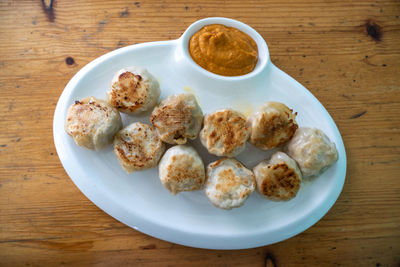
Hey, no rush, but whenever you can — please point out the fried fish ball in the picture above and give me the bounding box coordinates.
[253,152,302,201]
[107,66,160,114]
[65,96,122,150]
[285,127,338,177]
[247,102,298,150]
[113,122,165,173]
[204,158,255,210]
[200,109,250,157]
[158,145,205,195]
[150,93,203,144]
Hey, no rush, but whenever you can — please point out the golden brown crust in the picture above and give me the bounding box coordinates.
[150,99,190,143]
[113,122,165,172]
[214,169,236,193]
[165,154,195,182]
[65,97,122,150]
[150,94,203,144]
[214,168,251,193]
[65,99,110,137]
[164,154,204,192]
[110,71,147,113]
[158,145,205,195]
[201,109,250,157]
[252,113,298,149]
[204,158,255,209]
[248,102,298,150]
[208,158,224,169]
[257,163,301,201]
[115,139,148,169]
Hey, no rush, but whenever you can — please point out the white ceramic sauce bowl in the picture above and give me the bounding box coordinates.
[177,17,269,80]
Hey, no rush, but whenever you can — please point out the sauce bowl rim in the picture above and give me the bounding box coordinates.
[179,17,270,81]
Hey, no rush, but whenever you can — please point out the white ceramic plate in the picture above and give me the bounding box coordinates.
[53,17,346,249]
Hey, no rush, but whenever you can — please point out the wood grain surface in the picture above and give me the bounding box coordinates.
[1,0,400,266]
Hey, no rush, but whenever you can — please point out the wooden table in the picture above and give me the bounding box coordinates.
[1,0,399,265]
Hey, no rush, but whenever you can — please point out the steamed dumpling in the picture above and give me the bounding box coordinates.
[253,152,302,201]
[65,96,122,150]
[204,158,255,210]
[113,122,165,173]
[150,93,203,144]
[285,127,338,177]
[247,102,298,150]
[200,109,250,157]
[159,145,205,195]
[107,66,160,114]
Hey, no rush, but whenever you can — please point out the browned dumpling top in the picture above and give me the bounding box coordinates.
[253,152,302,201]
[158,145,205,195]
[247,101,298,150]
[204,158,255,210]
[150,93,203,145]
[107,66,160,114]
[65,96,122,151]
[113,122,165,173]
[200,109,250,157]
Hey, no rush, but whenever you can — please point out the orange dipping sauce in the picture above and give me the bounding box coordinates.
[189,24,258,76]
